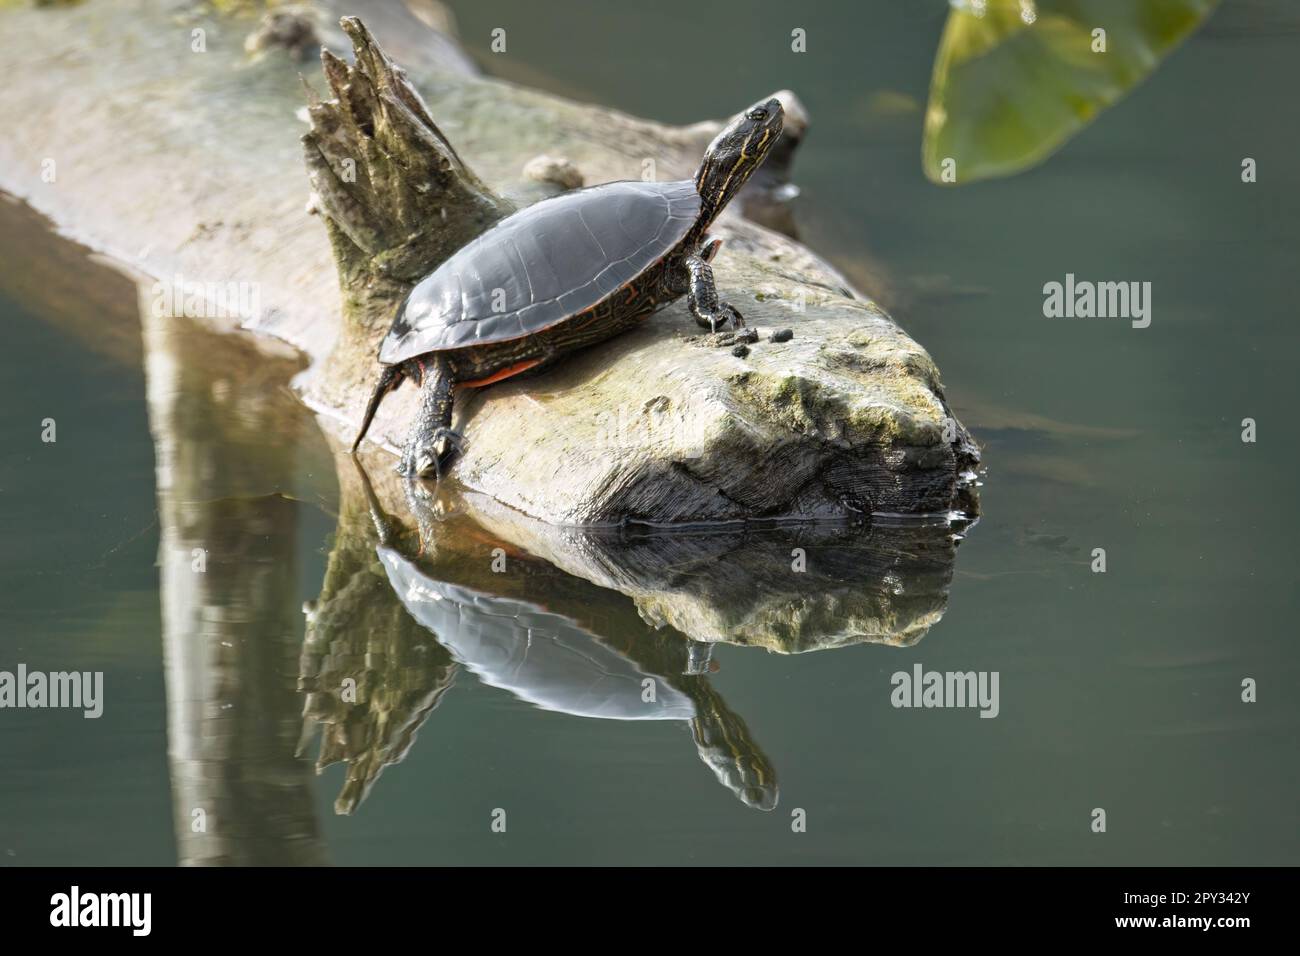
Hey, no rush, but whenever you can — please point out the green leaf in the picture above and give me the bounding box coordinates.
[923,0,1220,184]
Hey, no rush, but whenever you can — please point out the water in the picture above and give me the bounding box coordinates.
[1,0,1297,865]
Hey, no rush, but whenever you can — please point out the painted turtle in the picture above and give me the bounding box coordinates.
[351,97,785,477]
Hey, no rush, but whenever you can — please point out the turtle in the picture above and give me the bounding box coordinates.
[351,96,785,477]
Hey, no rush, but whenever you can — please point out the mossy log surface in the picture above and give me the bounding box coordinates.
[0,0,979,525]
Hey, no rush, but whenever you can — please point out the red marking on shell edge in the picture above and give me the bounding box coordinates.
[458,358,542,389]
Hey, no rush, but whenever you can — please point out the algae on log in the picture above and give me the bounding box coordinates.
[0,0,979,525]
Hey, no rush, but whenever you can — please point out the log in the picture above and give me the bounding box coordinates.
[1,125,972,821]
[0,0,979,525]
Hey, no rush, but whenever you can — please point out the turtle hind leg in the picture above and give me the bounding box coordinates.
[685,253,743,331]
[398,355,464,479]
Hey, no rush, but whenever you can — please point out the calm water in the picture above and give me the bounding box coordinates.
[1,0,1297,865]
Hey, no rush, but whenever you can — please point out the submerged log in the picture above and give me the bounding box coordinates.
[0,0,979,525]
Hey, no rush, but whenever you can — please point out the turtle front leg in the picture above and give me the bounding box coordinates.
[398,355,464,479]
[685,252,743,331]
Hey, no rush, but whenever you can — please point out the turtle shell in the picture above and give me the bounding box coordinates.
[379,179,702,363]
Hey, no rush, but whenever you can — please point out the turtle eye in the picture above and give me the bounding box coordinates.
[746,107,768,121]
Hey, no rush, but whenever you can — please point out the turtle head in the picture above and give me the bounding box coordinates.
[694,97,784,225]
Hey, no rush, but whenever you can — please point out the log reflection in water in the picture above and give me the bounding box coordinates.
[144,309,330,865]
[298,455,968,813]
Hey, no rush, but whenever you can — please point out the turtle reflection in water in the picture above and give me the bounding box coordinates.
[354,462,778,811]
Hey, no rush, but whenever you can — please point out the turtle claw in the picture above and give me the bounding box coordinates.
[700,303,744,332]
[403,427,465,481]
[439,427,467,453]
